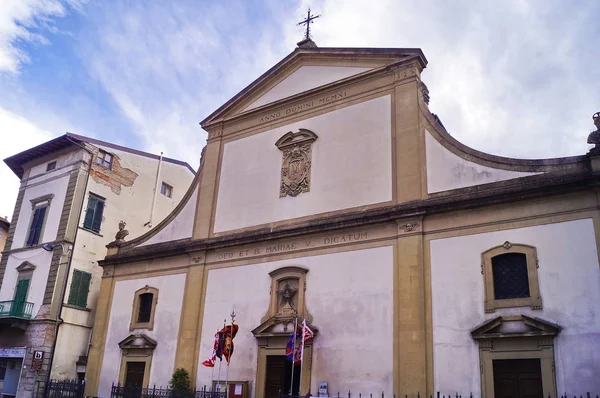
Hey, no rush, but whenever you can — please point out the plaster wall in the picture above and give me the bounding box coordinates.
[196,246,394,397]
[429,218,600,394]
[244,65,371,111]
[11,173,70,250]
[0,249,54,316]
[214,95,392,233]
[53,148,193,379]
[97,273,187,398]
[140,184,199,246]
[425,131,539,193]
[26,149,86,180]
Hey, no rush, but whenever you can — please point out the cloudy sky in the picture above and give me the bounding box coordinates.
[1,0,599,220]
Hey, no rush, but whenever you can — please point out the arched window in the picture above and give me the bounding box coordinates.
[130,286,158,330]
[482,242,542,313]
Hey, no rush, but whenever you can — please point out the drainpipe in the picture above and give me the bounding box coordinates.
[43,135,93,396]
[145,152,163,228]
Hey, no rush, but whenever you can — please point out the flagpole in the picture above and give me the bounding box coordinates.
[217,319,225,394]
[298,319,306,396]
[289,318,298,395]
[225,310,236,398]
[211,328,218,386]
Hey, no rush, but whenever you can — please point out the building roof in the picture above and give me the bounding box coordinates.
[0,216,9,230]
[4,133,196,179]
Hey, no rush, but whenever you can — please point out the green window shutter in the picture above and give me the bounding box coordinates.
[14,279,30,302]
[77,272,91,307]
[68,270,82,305]
[27,206,46,246]
[83,197,97,230]
[91,200,104,232]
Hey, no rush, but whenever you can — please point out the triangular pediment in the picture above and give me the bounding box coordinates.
[201,47,426,127]
[471,315,561,340]
[16,261,36,272]
[118,334,157,349]
[252,316,318,339]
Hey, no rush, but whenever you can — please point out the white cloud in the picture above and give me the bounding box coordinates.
[0,0,82,74]
[79,1,301,168]
[79,0,599,168]
[310,0,600,158]
[0,108,55,220]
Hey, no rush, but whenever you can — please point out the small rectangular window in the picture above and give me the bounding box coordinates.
[26,206,47,246]
[67,269,92,308]
[96,150,113,169]
[137,293,154,323]
[83,195,105,233]
[161,182,173,198]
[46,161,56,172]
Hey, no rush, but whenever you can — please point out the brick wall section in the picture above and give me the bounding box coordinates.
[43,168,81,305]
[0,188,26,287]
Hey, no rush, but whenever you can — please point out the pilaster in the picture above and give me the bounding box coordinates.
[395,219,427,395]
[84,267,116,397]
[392,62,426,203]
[174,252,207,384]
[193,127,223,239]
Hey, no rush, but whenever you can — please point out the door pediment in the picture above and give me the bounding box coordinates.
[252,316,318,339]
[118,334,157,350]
[471,315,561,340]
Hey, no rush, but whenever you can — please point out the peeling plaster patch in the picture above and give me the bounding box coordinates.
[90,153,138,194]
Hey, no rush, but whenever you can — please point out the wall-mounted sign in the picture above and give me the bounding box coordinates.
[31,351,44,371]
[0,348,26,358]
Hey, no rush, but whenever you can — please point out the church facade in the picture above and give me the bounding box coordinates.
[84,42,600,398]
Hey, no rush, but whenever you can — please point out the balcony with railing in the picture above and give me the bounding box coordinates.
[0,300,34,319]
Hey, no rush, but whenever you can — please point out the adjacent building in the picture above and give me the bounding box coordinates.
[0,218,9,259]
[85,41,600,398]
[0,133,195,398]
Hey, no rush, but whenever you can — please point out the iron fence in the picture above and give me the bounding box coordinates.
[278,392,600,398]
[43,379,85,398]
[110,384,227,398]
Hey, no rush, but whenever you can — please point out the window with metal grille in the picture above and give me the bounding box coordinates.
[68,269,92,308]
[96,149,113,169]
[26,206,47,246]
[492,253,530,299]
[83,194,105,233]
[137,293,153,323]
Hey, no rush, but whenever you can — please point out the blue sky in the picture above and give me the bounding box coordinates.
[1,0,599,219]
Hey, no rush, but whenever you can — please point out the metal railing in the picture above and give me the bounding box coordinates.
[278,393,600,398]
[0,300,33,319]
[44,379,85,398]
[111,384,227,398]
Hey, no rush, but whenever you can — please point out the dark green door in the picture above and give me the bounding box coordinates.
[12,279,29,317]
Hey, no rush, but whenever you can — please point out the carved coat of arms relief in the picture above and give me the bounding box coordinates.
[275,129,318,197]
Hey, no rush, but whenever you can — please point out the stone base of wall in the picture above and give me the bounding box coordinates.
[14,305,57,398]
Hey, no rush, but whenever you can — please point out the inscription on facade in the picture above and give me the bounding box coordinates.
[259,90,348,123]
[212,231,369,262]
